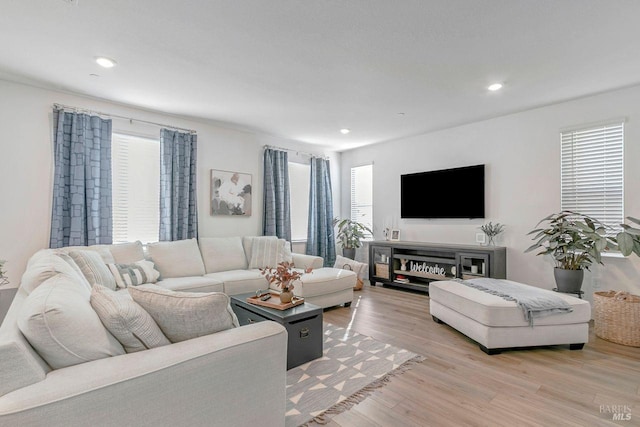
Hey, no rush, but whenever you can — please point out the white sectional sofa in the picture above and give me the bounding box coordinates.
[0,236,356,426]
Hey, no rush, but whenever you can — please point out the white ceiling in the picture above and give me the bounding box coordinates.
[2,1,640,151]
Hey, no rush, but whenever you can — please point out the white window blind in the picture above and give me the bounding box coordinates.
[560,122,624,235]
[351,164,373,238]
[288,162,311,241]
[112,133,160,244]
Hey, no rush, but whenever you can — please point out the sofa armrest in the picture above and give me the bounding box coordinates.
[292,253,324,269]
[0,322,287,427]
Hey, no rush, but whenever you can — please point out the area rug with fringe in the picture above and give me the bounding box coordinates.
[285,322,425,426]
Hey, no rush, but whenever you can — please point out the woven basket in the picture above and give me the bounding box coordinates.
[593,291,640,347]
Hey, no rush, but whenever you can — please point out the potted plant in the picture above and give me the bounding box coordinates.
[260,261,312,303]
[525,211,617,293]
[480,222,505,246]
[616,216,640,257]
[333,218,373,260]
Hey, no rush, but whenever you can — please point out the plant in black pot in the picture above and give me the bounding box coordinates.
[525,211,617,293]
[333,218,372,260]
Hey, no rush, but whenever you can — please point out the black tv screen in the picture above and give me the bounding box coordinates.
[401,164,485,219]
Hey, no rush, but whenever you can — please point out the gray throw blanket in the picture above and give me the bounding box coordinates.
[455,278,573,326]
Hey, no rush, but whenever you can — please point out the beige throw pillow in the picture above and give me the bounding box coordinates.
[249,238,286,269]
[69,250,117,290]
[90,285,170,353]
[128,286,239,343]
[17,274,125,369]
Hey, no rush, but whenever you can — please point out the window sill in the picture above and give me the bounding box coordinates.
[602,251,626,259]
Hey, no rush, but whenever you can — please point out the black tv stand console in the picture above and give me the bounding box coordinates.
[368,241,506,293]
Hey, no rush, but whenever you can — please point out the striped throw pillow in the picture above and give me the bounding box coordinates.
[107,260,160,289]
[69,250,117,290]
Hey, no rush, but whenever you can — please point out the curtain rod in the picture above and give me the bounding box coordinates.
[264,144,328,160]
[53,103,197,134]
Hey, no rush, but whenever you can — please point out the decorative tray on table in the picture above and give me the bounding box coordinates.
[246,292,305,310]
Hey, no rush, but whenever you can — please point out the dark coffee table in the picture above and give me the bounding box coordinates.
[230,292,323,369]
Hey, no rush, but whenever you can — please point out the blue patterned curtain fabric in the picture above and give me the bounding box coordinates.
[306,157,336,267]
[50,108,113,248]
[159,129,198,241]
[262,148,292,241]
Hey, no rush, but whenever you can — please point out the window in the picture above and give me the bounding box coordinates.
[288,162,311,241]
[351,164,373,238]
[112,133,160,243]
[561,122,624,235]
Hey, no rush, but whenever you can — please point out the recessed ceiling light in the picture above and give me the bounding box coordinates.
[95,57,117,68]
[488,83,503,91]
[340,128,350,134]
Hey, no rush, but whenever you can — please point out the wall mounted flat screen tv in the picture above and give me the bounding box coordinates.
[401,164,485,219]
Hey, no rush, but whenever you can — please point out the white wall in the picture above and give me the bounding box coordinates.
[341,85,640,303]
[0,79,340,287]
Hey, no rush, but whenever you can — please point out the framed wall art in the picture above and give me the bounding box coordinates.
[211,169,252,216]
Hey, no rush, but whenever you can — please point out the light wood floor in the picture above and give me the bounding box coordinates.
[320,283,640,427]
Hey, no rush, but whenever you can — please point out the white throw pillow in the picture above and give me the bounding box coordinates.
[69,250,117,290]
[128,285,239,343]
[334,255,366,278]
[249,238,286,269]
[20,249,91,294]
[199,237,248,273]
[146,238,206,278]
[17,274,125,369]
[107,260,161,289]
[90,285,170,353]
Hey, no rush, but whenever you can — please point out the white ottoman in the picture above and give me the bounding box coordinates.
[270,267,356,309]
[429,279,591,354]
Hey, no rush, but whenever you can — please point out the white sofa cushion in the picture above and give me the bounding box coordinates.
[17,274,125,369]
[69,250,117,290]
[90,285,170,353]
[108,241,145,264]
[107,260,161,289]
[128,285,239,343]
[205,270,267,295]
[58,245,116,264]
[20,249,91,295]
[199,237,247,273]
[146,238,206,278]
[156,276,224,293]
[289,268,356,298]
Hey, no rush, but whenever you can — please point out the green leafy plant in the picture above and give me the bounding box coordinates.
[525,211,617,270]
[333,218,373,249]
[616,216,640,257]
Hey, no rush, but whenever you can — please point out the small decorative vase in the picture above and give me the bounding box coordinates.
[486,235,495,246]
[279,285,293,304]
[400,259,407,271]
